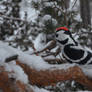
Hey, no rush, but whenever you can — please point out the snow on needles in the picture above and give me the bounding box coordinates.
[42,15,57,26]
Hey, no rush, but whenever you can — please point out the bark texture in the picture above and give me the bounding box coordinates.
[80,0,91,28]
[0,60,92,91]
[0,66,33,92]
[16,61,92,90]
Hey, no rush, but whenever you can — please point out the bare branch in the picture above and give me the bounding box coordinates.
[31,40,56,55]
[71,0,78,9]
[0,12,27,22]
[5,55,18,63]
[44,58,65,64]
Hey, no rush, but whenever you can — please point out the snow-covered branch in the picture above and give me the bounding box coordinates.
[0,41,92,91]
[16,61,92,90]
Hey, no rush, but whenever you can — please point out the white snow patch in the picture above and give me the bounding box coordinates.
[44,55,56,60]
[33,33,46,51]
[84,46,92,53]
[42,15,57,26]
[0,43,17,62]
[80,65,92,78]
[52,18,57,26]
[74,14,82,22]
[1,61,28,84]
[20,0,37,22]
[32,86,50,92]
[42,15,52,22]
[44,2,55,7]
[18,54,51,70]
[58,11,61,16]
[51,46,60,53]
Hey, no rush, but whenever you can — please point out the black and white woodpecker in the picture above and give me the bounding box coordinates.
[55,27,92,64]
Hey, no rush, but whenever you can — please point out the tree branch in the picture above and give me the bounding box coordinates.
[0,12,27,22]
[5,55,18,63]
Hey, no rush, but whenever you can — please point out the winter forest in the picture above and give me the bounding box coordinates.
[0,0,92,92]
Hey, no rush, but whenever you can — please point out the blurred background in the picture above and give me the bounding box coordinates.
[0,0,92,91]
[0,0,92,50]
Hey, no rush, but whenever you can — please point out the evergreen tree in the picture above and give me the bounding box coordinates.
[0,0,22,40]
[31,0,81,34]
[0,0,32,51]
[31,0,92,48]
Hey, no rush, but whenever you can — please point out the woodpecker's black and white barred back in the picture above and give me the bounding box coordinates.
[55,27,92,64]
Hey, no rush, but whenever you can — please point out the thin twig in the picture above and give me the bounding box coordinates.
[71,0,78,9]
[0,13,27,22]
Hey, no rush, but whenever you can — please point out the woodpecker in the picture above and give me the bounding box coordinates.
[55,27,92,64]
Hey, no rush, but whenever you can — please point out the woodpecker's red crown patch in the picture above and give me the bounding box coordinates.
[56,27,69,32]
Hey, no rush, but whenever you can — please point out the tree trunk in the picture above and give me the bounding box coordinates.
[80,0,91,28]
[64,0,70,9]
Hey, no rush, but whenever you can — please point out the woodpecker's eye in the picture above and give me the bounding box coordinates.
[56,34,58,37]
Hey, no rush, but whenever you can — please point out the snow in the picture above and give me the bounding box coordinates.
[18,54,51,70]
[58,11,62,16]
[32,86,50,92]
[0,41,92,80]
[33,33,46,51]
[44,2,55,7]
[52,18,57,26]
[51,46,60,53]
[0,41,76,71]
[44,55,56,60]
[80,65,92,78]
[69,0,80,11]
[42,15,52,22]
[0,61,28,84]
[0,41,50,70]
[74,14,82,22]
[20,0,37,22]
[0,43,16,62]
[42,15,57,26]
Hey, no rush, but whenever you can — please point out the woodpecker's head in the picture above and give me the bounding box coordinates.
[55,27,78,45]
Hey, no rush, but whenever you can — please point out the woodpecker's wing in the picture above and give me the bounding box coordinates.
[63,44,92,64]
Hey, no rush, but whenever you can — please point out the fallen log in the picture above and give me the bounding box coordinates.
[16,61,92,90]
[0,65,33,92]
